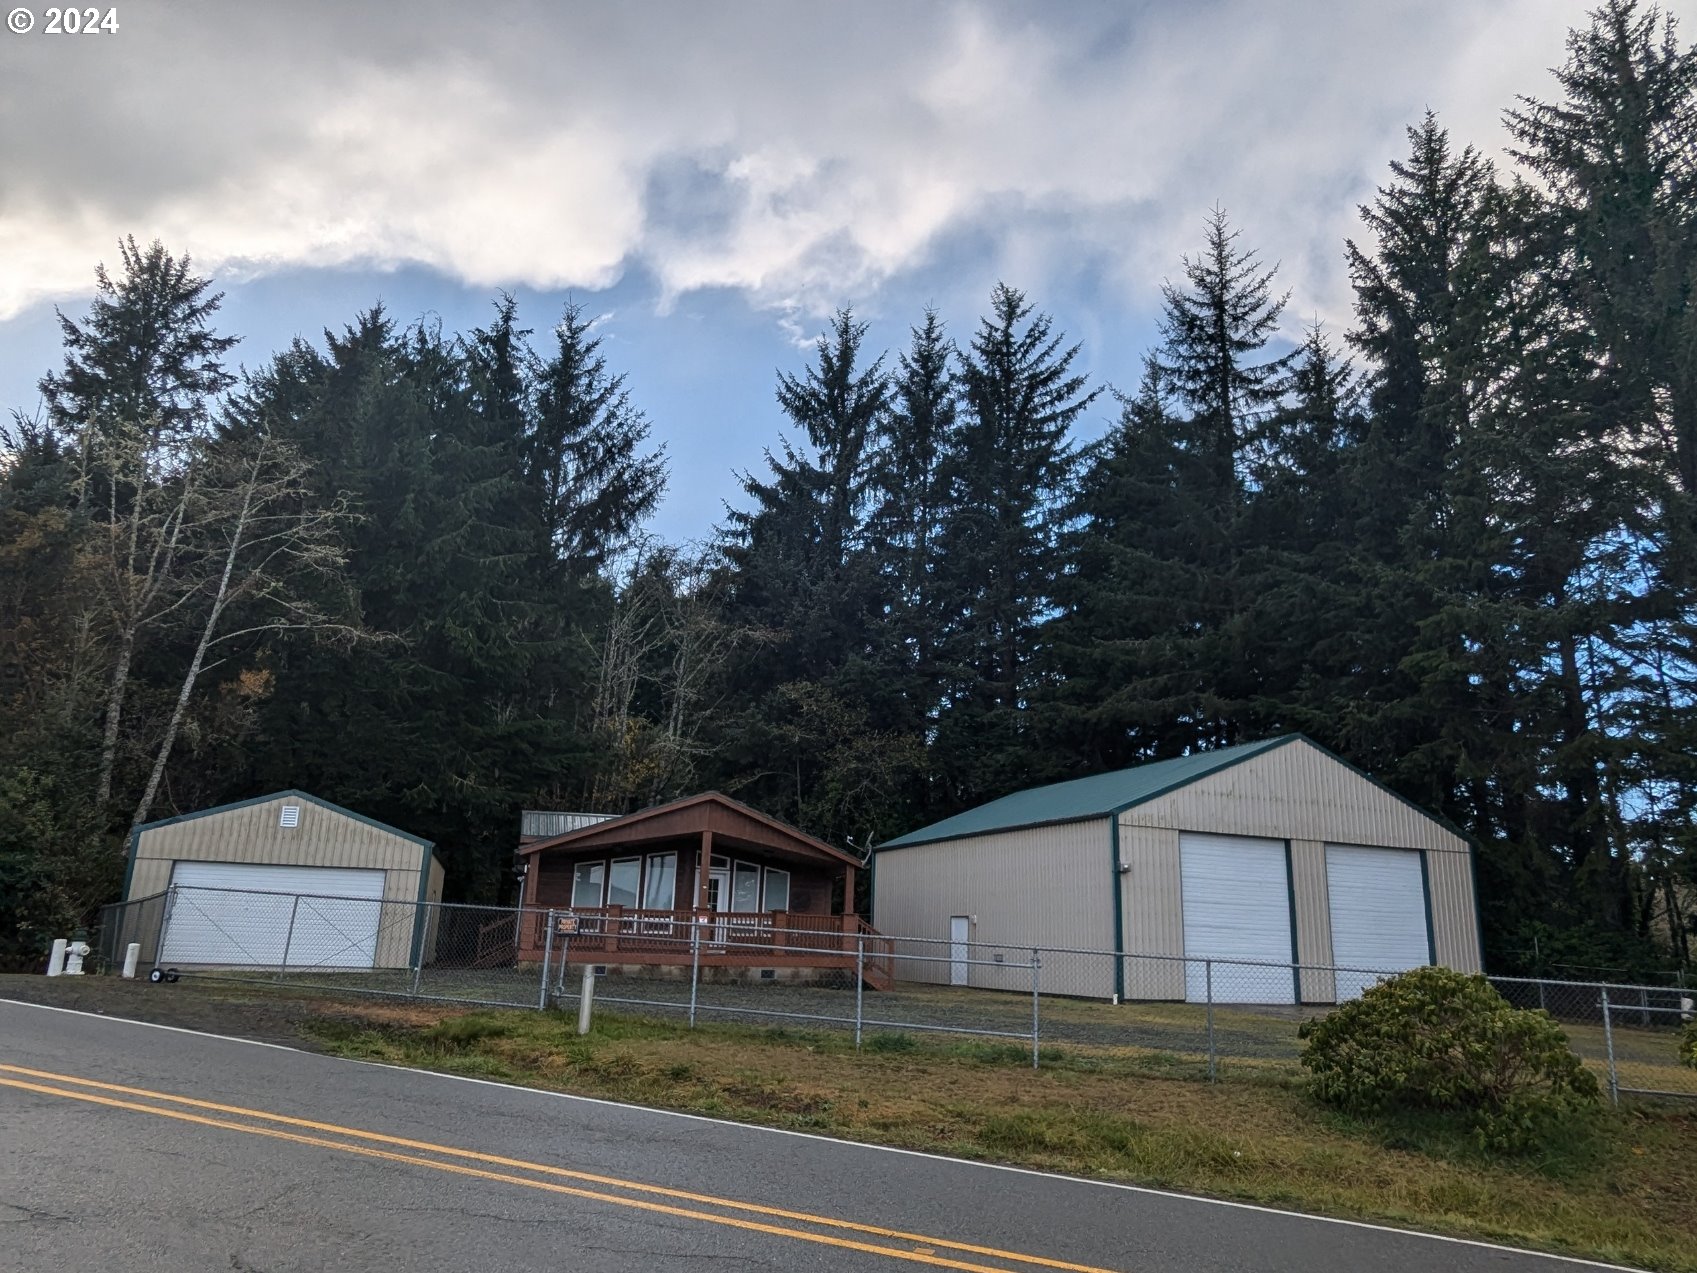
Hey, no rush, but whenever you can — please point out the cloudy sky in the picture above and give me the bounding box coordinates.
[0,0,1650,539]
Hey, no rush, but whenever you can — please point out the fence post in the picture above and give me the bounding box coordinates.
[689,918,702,1028]
[538,909,556,1011]
[277,894,301,983]
[555,926,570,997]
[1600,987,1619,1106]
[1031,948,1041,1070]
[1205,958,1217,1083]
[855,932,866,1051]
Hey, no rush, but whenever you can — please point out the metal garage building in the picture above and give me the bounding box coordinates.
[123,790,444,971]
[872,735,1482,1003]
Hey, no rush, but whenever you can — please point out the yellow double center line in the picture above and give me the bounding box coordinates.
[0,1063,1120,1273]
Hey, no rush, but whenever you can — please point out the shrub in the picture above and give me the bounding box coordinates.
[1681,1020,1696,1071]
[1298,965,1599,1152]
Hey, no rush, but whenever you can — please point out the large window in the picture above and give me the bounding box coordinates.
[571,861,605,909]
[763,867,790,913]
[643,853,677,910]
[607,858,641,909]
[732,861,761,912]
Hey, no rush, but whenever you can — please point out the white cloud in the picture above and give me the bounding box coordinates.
[0,0,1610,328]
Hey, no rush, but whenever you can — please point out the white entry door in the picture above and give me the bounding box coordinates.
[706,869,731,945]
[1180,833,1296,1004]
[949,915,970,986]
[1326,844,1431,1000]
[160,862,387,969]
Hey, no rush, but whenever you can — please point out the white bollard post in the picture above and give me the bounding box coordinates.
[45,939,67,977]
[577,965,596,1036]
[122,943,141,979]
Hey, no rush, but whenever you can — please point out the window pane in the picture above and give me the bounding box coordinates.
[732,862,760,912]
[643,853,677,909]
[607,858,640,909]
[571,861,604,909]
[763,868,790,912]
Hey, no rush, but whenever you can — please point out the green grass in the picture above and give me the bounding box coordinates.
[296,1000,1697,1272]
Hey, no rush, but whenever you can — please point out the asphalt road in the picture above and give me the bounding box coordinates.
[0,999,1640,1273]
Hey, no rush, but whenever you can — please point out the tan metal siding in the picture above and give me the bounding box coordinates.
[1424,848,1483,973]
[1123,738,1469,854]
[1290,839,1336,1002]
[1121,738,1480,979]
[872,820,1113,996]
[131,796,435,971]
[1118,821,1184,999]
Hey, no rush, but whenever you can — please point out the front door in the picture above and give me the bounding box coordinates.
[949,915,970,986]
[707,870,731,945]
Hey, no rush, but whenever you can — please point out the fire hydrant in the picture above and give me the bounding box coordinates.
[63,940,91,976]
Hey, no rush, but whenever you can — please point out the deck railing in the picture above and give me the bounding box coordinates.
[498,907,893,985]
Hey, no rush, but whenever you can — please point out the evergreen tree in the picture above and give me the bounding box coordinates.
[234,310,610,898]
[932,284,1096,802]
[1042,359,1214,769]
[40,236,237,447]
[1155,206,1294,501]
[867,309,956,745]
[712,310,892,832]
[1507,0,1697,496]
[531,303,667,577]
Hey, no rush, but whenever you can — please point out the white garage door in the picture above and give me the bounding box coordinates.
[160,862,388,969]
[1180,833,1295,1004]
[1327,845,1431,1001]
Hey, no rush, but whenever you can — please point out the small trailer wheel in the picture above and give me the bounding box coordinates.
[148,967,165,983]
[164,969,181,983]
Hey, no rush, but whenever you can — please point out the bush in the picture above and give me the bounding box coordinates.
[1681,1020,1696,1071]
[1298,965,1599,1152]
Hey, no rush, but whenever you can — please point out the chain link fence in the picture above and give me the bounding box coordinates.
[94,886,1696,1097]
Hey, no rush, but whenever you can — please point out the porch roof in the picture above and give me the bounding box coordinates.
[517,791,860,869]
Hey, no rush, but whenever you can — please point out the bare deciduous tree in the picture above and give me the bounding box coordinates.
[128,428,367,830]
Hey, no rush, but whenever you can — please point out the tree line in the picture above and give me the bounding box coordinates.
[1,0,1691,977]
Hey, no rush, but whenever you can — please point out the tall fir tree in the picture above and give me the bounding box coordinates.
[932,284,1096,803]
[712,310,896,837]
[866,309,956,752]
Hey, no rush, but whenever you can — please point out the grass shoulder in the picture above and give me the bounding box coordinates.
[301,1002,1697,1273]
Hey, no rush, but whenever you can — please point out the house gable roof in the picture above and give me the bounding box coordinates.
[518,791,858,868]
[878,734,1390,850]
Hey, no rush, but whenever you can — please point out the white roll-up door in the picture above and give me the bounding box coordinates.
[1180,832,1295,1004]
[1326,844,1431,1000]
[160,862,388,969]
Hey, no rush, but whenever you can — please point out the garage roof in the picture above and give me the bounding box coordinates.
[879,736,1300,850]
[132,789,435,848]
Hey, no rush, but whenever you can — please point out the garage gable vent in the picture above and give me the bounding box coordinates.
[279,804,301,828]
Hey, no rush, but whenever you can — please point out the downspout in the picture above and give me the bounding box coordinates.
[1109,815,1125,1000]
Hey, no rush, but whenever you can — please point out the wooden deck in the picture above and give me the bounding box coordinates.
[490,907,894,990]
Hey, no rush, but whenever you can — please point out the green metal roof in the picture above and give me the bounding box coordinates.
[878,735,1301,850]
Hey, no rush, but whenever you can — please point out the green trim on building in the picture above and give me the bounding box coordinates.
[879,736,1299,851]
[1467,839,1488,971]
[1283,840,1302,1003]
[409,843,436,969]
[1108,815,1125,1000]
[1418,849,1438,966]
